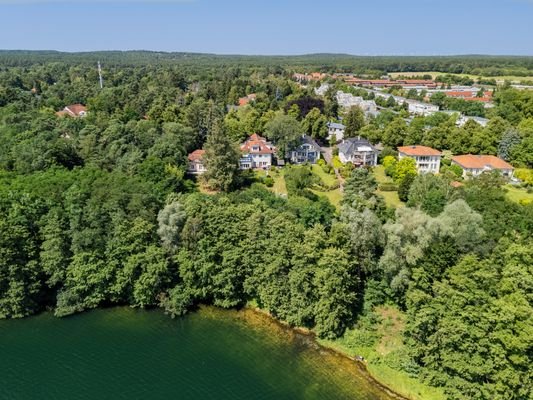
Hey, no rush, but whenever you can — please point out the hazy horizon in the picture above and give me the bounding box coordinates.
[1,0,532,56]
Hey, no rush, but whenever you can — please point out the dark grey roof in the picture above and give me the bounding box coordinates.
[337,137,377,156]
[327,122,345,130]
[298,135,321,151]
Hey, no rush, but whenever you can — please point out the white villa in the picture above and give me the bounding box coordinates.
[406,100,440,116]
[187,149,206,175]
[288,135,321,164]
[327,122,345,142]
[398,145,442,174]
[239,133,275,169]
[338,137,379,167]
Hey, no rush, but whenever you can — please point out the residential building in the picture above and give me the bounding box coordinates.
[56,104,87,118]
[187,149,206,175]
[289,135,321,164]
[336,91,377,113]
[346,78,437,89]
[327,122,345,142]
[398,145,442,174]
[240,133,275,169]
[338,137,379,166]
[456,115,489,127]
[238,93,257,107]
[314,83,331,96]
[451,155,514,179]
[406,100,440,116]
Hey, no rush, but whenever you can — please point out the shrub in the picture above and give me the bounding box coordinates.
[378,183,398,191]
[263,176,274,187]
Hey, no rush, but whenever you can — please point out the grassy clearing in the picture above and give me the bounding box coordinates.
[373,166,404,208]
[319,306,446,400]
[255,169,287,196]
[311,164,337,186]
[505,185,533,205]
[311,188,343,209]
[388,71,533,84]
[373,165,392,184]
[377,190,404,208]
[310,164,342,209]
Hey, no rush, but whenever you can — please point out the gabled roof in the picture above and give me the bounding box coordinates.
[452,155,513,170]
[56,103,87,117]
[238,93,257,107]
[398,145,441,156]
[327,122,345,130]
[338,137,376,156]
[241,133,275,154]
[296,135,321,152]
[188,149,205,161]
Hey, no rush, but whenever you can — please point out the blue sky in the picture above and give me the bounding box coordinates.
[0,0,531,55]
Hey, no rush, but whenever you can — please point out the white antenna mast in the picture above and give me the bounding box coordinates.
[97,61,103,89]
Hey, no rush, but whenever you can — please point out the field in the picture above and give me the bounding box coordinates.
[311,188,343,209]
[388,71,533,84]
[505,185,533,205]
[373,166,404,208]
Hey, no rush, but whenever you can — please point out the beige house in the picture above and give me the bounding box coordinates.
[451,155,514,179]
[398,145,442,174]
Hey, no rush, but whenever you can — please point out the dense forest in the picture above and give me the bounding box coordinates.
[0,52,532,400]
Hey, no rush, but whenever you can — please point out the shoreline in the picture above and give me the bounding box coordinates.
[242,305,411,400]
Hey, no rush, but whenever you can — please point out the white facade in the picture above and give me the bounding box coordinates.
[239,134,275,170]
[451,155,514,179]
[398,146,442,174]
[188,160,206,174]
[327,122,345,142]
[407,100,439,116]
[314,83,331,96]
[336,91,377,113]
[338,138,379,167]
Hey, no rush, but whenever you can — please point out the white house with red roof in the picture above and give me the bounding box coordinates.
[398,145,442,174]
[239,133,275,169]
[187,149,206,175]
[56,104,88,118]
[451,154,514,179]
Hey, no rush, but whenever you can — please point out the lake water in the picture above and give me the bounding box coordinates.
[0,307,395,400]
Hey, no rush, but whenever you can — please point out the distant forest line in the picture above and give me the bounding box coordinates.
[1,50,533,77]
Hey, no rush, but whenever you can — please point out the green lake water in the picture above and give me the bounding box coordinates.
[0,307,395,400]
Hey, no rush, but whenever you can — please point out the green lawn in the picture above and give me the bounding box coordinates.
[505,185,533,205]
[311,164,338,187]
[256,169,287,196]
[373,165,392,184]
[311,188,343,209]
[319,306,446,400]
[377,189,404,208]
[373,166,404,208]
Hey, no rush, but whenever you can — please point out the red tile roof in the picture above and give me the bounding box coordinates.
[398,145,442,156]
[450,181,464,188]
[238,93,257,107]
[241,133,275,154]
[452,155,513,170]
[56,104,87,117]
[188,149,205,161]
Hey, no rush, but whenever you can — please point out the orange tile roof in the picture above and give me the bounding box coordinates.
[188,149,205,161]
[238,94,257,107]
[241,133,275,154]
[450,181,464,188]
[452,155,513,170]
[398,145,442,156]
[56,104,87,117]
